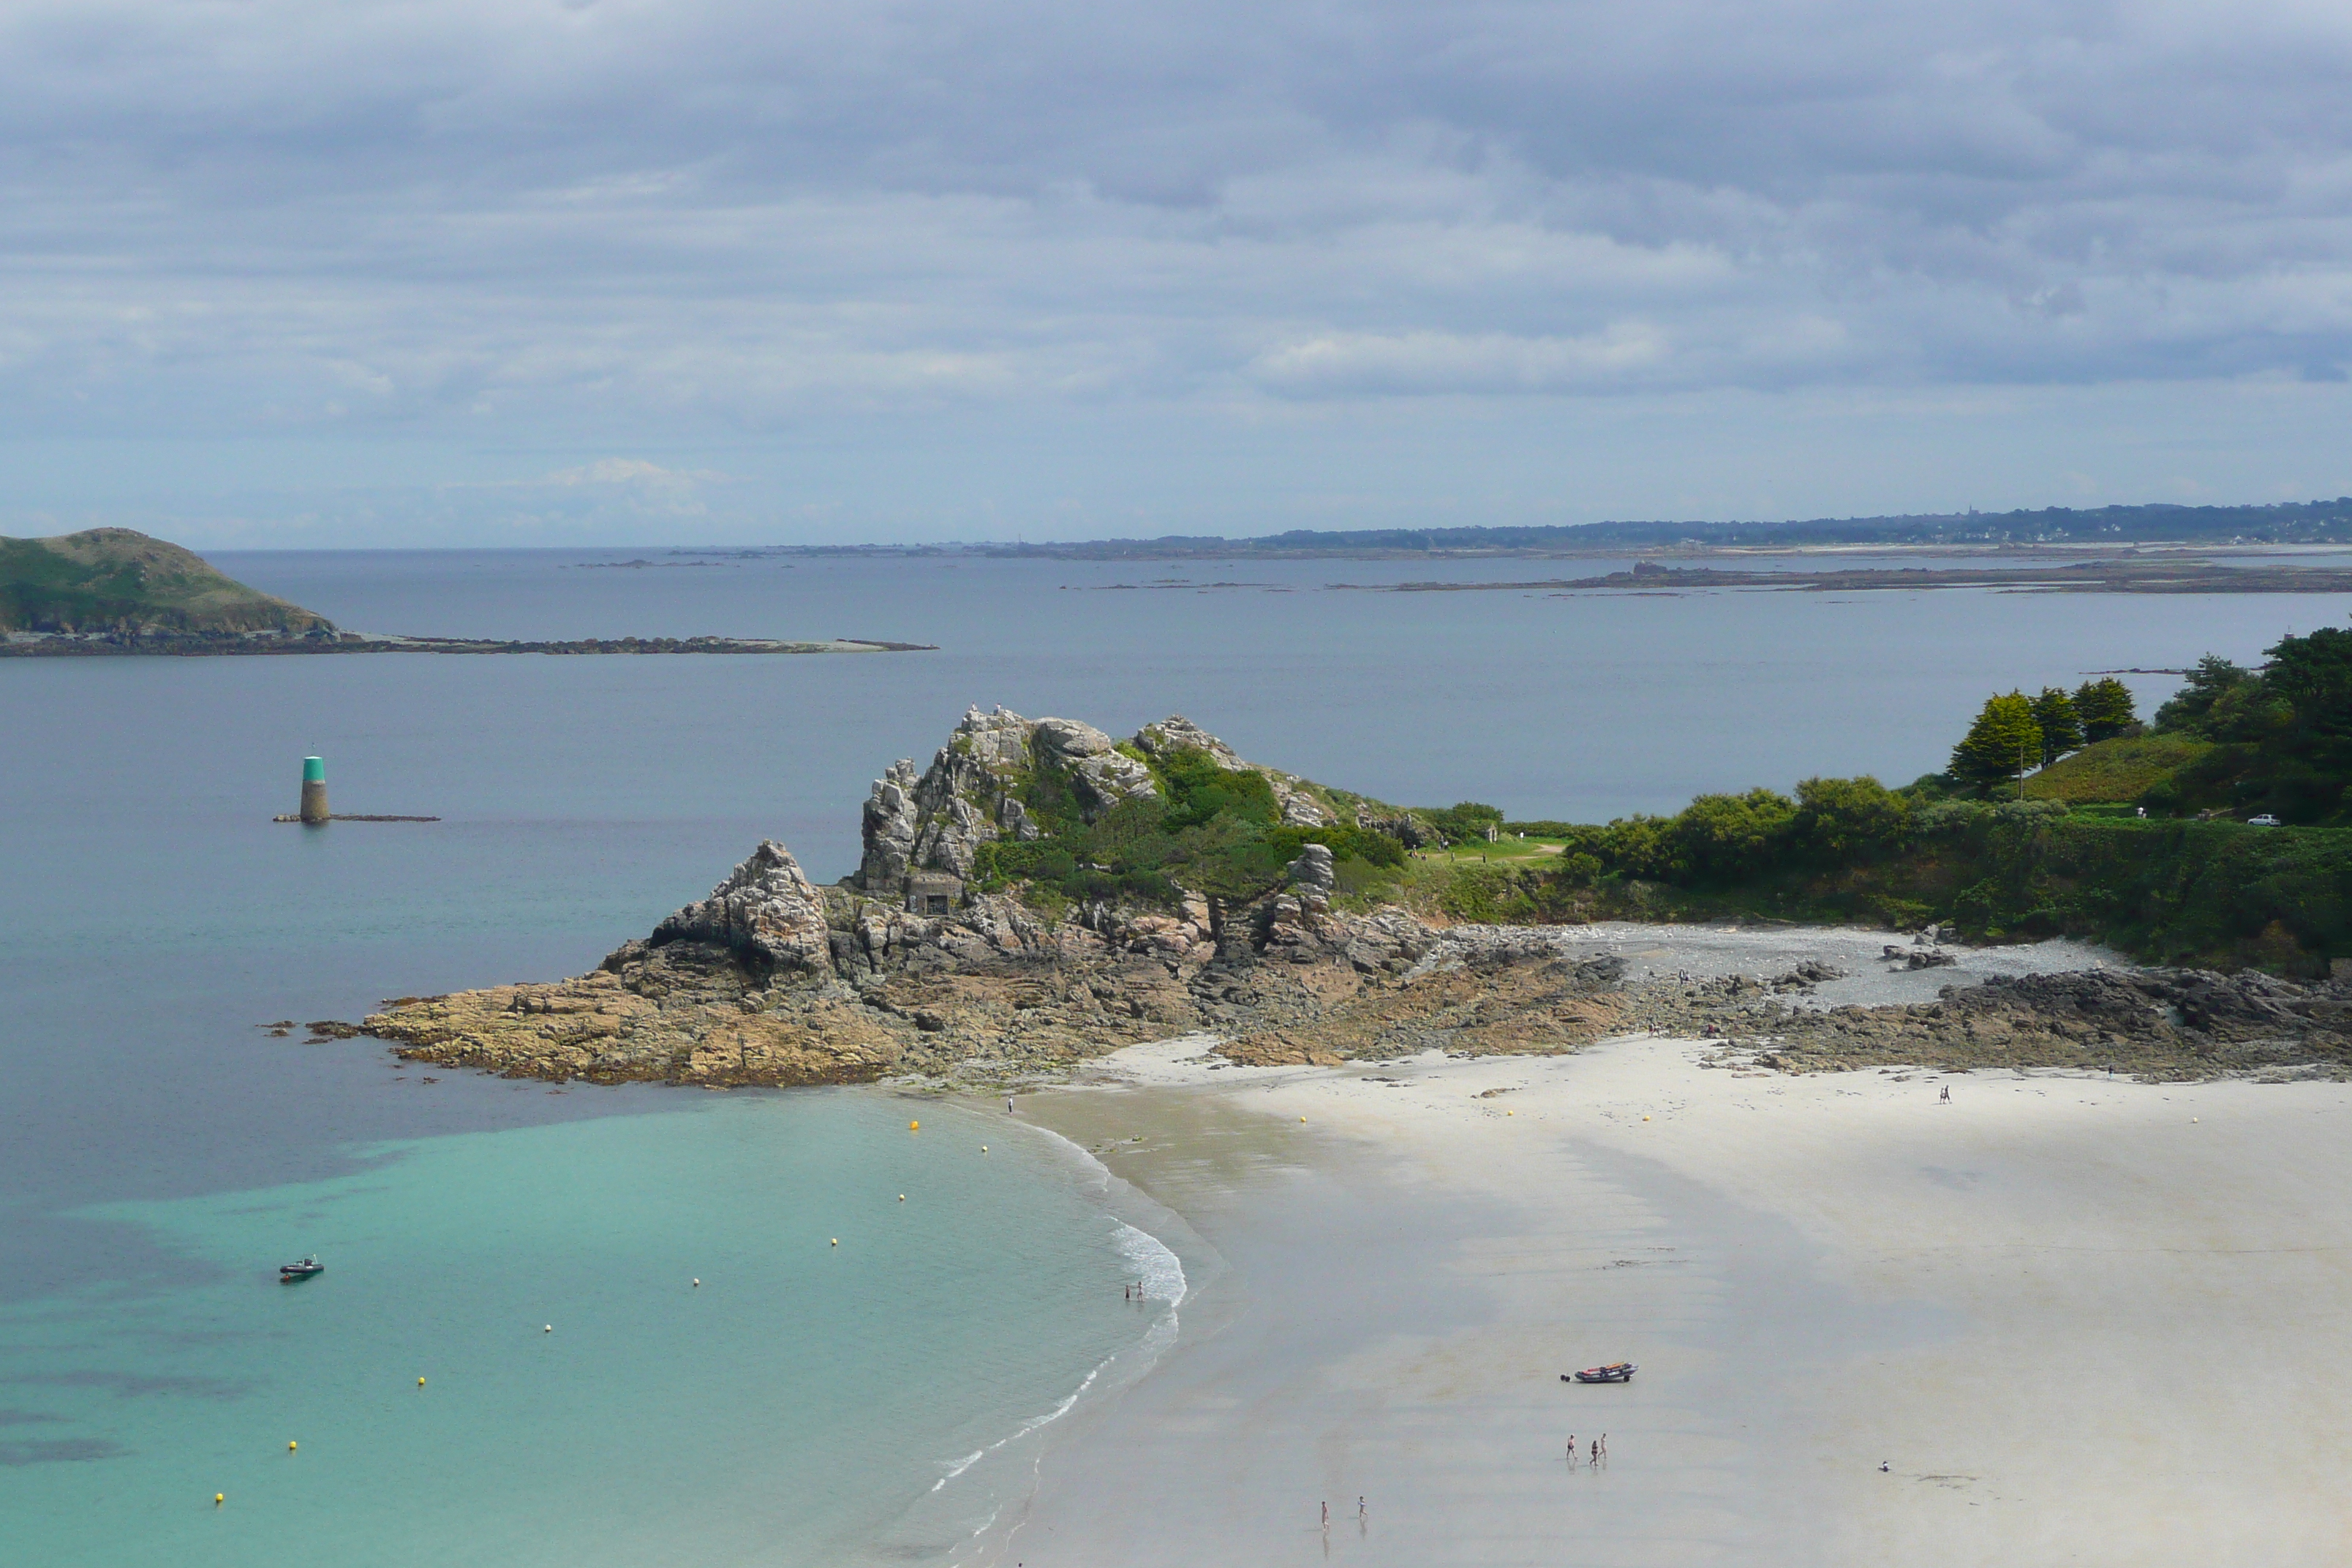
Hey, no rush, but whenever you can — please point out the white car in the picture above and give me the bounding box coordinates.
[2246,813,2283,827]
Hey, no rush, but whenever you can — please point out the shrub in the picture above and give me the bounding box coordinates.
[1790,776,1911,862]
[1414,802,1507,845]
[1656,789,1797,882]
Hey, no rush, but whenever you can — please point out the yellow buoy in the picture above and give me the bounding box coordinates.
[288,1441,297,1452]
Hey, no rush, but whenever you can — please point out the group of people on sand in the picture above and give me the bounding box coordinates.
[1567,1432,1608,1466]
[1319,1498,1368,1531]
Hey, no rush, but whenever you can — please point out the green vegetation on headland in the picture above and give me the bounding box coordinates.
[945,630,2352,977]
[1,528,335,636]
[1365,627,2352,975]
[968,739,1410,911]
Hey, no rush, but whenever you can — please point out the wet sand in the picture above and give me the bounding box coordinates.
[994,1033,2352,1565]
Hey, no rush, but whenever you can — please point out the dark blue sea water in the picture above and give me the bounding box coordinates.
[0,548,2336,1562]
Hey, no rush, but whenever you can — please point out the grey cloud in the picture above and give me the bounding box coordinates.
[1,0,2350,438]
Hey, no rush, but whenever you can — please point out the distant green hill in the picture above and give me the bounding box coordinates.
[0,529,334,635]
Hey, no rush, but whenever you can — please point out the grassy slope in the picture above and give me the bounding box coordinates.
[2024,734,2213,803]
[0,529,334,634]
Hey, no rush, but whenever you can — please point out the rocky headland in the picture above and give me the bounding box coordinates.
[359,707,2352,1088]
[0,528,933,657]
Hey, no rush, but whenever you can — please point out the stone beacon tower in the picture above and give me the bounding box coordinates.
[298,756,329,825]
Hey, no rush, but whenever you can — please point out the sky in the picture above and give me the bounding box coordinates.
[5,0,2352,546]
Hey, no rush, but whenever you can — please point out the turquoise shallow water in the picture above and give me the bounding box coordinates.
[0,1092,1175,1567]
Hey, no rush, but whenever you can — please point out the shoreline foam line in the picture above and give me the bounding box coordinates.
[927,1130,1193,1496]
[929,1119,1195,1568]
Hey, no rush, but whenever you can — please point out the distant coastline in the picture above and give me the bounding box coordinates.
[652,497,2352,559]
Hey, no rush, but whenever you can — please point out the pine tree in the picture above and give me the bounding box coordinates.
[2030,687,2084,765]
[2073,677,2139,743]
[1950,692,2043,796]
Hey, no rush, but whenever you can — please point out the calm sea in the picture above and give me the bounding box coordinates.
[0,548,2337,1563]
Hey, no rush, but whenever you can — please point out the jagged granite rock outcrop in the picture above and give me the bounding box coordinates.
[366,709,1566,1087]
[858,705,1163,886]
[650,840,833,971]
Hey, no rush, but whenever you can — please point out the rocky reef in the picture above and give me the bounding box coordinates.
[1647,965,2352,1079]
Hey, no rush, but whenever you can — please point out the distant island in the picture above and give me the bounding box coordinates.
[1345,557,2352,596]
[0,529,933,657]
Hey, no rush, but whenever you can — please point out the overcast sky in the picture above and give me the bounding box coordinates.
[6,0,2352,545]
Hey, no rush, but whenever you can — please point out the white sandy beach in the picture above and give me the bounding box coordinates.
[998,1019,2352,1565]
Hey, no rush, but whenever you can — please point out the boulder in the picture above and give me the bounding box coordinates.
[652,840,834,974]
[1285,843,1336,913]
